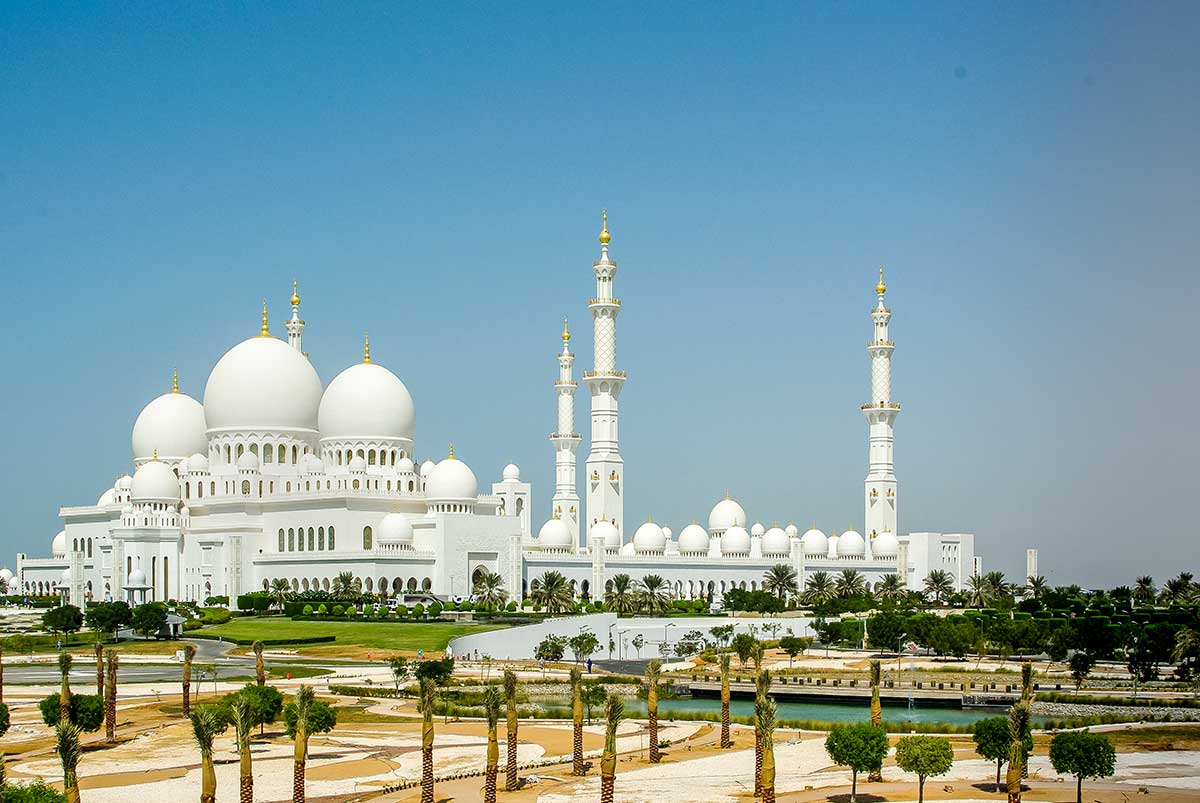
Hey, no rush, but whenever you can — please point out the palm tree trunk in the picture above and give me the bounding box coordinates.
[648,685,660,763]
[240,737,254,803]
[868,661,882,782]
[485,723,499,803]
[505,707,518,790]
[421,717,435,803]
[255,646,265,687]
[105,651,118,742]
[600,751,615,803]
[761,738,775,803]
[572,686,585,775]
[754,730,763,797]
[64,768,81,803]
[720,672,731,748]
[201,754,216,803]
[183,661,193,717]
[293,731,308,803]
[94,642,104,697]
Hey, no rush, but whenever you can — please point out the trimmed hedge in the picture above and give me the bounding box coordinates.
[188,633,337,647]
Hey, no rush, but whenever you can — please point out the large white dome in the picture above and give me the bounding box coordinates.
[132,390,207,464]
[131,459,180,503]
[589,519,618,549]
[537,517,572,549]
[425,454,478,501]
[204,335,323,433]
[721,525,751,555]
[319,361,415,442]
[873,529,899,557]
[52,531,67,558]
[839,529,865,557]
[632,521,666,553]
[801,527,828,556]
[708,497,747,531]
[378,511,414,544]
[762,526,790,556]
[677,523,710,555]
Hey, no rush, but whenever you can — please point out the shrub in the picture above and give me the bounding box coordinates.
[317,604,328,615]
[396,604,408,617]
[200,607,232,625]
[459,601,474,612]
[39,693,104,731]
[302,605,314,616]
[332,605,344,616]
[2,781,69,802]
[506,600,518,612]
[429,601,443,618]
[413,603,425,618]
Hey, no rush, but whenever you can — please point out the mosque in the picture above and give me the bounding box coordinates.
[13,214,977,606]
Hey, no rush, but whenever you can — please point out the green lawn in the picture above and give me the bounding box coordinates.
[196,619,505,654]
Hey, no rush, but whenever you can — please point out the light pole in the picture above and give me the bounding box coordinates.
[664,622,677,649]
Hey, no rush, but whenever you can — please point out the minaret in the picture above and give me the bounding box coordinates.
[584,211,626,543]
[286,279,305,353]
[864,266,899,539]
[549,318,583,546]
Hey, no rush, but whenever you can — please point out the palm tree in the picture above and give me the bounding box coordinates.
[1020,661,1035,703]
[270,578,292,610]
[332,571,356,599]
[483,686,501,803]
[966,574,991,608]
[868,660,883,782]
[570,667,585,775]
[503,669,519,791]
[1023,576,1047,601]
[1006,702,1030,802]
[253,640,266,687]
[876,573,905,603]
[56,721,83,803]
[1163,572,1195,605]
[94,642,104,696]
[762,564,798,601]
[1174,626,1200,697]
[58,652,72,724]
[805,571,836,604]
[600,694,624,803]
[757,695,777,803]
[229,693,255,803]
[182,643,197,716]
[984,571,1010,602]
[719,653,732,749]
[419,677,436,803]
[473,569,508,609]
[291,685,316,803]
[1134,576,1156,605]
[924,570,953,605]
[530,571,574,613]
[835,570,866,599]
[638,575,671,615]
[104,648,118,742]
[190,704,228,803]
[604,574,638,615]
[753,669,770,798]
[646,660,662,763]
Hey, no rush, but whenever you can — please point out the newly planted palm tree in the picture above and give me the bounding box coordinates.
[503,669,520,790]
[473,569,508,610]
[229,694,255,803]
[182,643,198,716]
[762,564,798,601]
[753,669,770,798]
[1006,702,1030,802]
[419,677,436,803]
[291,685,316,803]
[756,695,777,803]
[600,694,624,803]
[104,648,118,742]
[332,571,356,599]
[530,571,574,613]
[94,642,104,696]
[190,704,228,803]
[646,660,662,763]
[58,652,73,724]
[868,660,883,782]
[570,667,585,775]
[253,641,266,687]
[719,653,732,748]
[638,575,671,615]
[56,721,82,803]
[604,574,638,615]
[483,686,501,803]
[1020,662,1035,703]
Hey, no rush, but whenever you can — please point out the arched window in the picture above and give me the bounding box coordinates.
[151,556,158,600]
[163,557,169,600]
[352,479,360,490]
[286,482,292,493]
[368,449,376,465]
[288,529,295,551]
[198,483,203,498]
[241,480,251,495]
[422,577,432,592]
[297,528,304,551]
[210,482,216,496]
[308,528,315,551]
[516,498,524,515]
[407,577,418,592]
[408,480,415,492]
[263,443,273,463]
[328,526,335,549]
[249,443,258,458]
[292,445,298,464]
[363,526,373,550]
[357,448,365,460]
[87,539,93,558]
[185,483,190,499]
[278,444,286,464]
[225,445,232,463]
[279,529,285,551]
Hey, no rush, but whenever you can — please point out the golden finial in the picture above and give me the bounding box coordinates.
[152,449,158,460]
[562,317,571,342]
[648,514,654,523]
[876,265,887,295]
[725,488,731,500]
[447,443,456,460]
[599,209,611,245]
[291,278,300,307]
[363,332,371,364]
[171,368,179,394]
[260,299,270,336]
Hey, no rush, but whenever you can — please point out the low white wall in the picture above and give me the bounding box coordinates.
[450,612,617,661]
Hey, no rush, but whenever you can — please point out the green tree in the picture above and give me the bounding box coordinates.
[1068,652,1095,695]
[972,717,1012,790]
[600,693,623,803]
[534,634,568,664]
[530,571,574,613]
[39,694,104,732]
[270,577,293,609]
[228,693,256,803]
[1006,702,1031,800]
[483,685,501,803]
[894,736,954,803]
[637,575,672,615]
[472,569,508,609]
[824,722,889,803]
[835,570,866,598]
[1133,575,1156,605]
[131,602,167,638]
[42,605,83,638]
[223,683,284,734]
[415,657,455,686]
[387,657,411,691]
[55,721,82,803]
[875,573,906,603]
[778,635,809,667]
[568,630,600,666]
[83,601,132,641]
[1048,731,1116,803]
[731,633,759,667]
[866,611,907,652]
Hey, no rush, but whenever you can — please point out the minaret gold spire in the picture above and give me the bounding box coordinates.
[562,317,571,342]
[876,265,887,295]
[363,332,371,364]
[291,278,300,307]
[447,443,456,460]
[260,299,270,336]
[599,209,610,245]
[172,368,179,393]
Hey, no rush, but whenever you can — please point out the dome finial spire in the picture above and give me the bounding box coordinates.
[876,265,887,295]
[363,332,371,364]
[172,368,179,393]
[447,442,456,460]
[291,278,300,307]
[260,299,270,336]
[599,209,611,245]
[562,316,571,342]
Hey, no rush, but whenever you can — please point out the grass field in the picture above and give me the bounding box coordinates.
[196,619,505,657]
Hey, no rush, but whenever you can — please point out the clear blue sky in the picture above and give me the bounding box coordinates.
[1,3,1196,587]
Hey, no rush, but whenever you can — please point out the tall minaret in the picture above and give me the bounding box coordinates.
[864,266,899,539]
[584,210,626,543]
[286,278,305,353]
[549,318,582,546]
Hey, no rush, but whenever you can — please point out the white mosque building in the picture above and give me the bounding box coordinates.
[14,215,976,607]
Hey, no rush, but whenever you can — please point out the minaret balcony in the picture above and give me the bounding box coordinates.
[583,370,627,380]
[867,340,895,348]
[554,380,578,390]
[549,432,582,441]
[588,298,621,308]
[861,401,901,411]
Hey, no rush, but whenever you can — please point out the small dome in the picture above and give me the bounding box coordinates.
[187,453,210,473]
[97,488,117,506]
[708,496,747,531]
[306,455,326,474]
[397,456,415,473]
[632,520,666,553]
[785,524,799,538]
[203,334,323,434]
[0,568,12,582]
[873,529,899,558]
[378,511,414,544]
[619,541,636,556]
[502,463,521,482]
[116,475,133,491]
[751,522,766,537]
[420,460,436,477]
[237,451,260,471]
[677,523,710,555]
[839,529,865,557]
[589,520,619,549]
[661,526,673,540]
[348,455,367,472]
[127,568,148,587]
[721,525,751,555]
[179,505,191,517]
[131,390,207,464]
[318,361,416,442]
[425,455,478,501]
[131,460,180,503]
[537,517,572,549]
[802,527,828,556]
[762,526,790,556]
